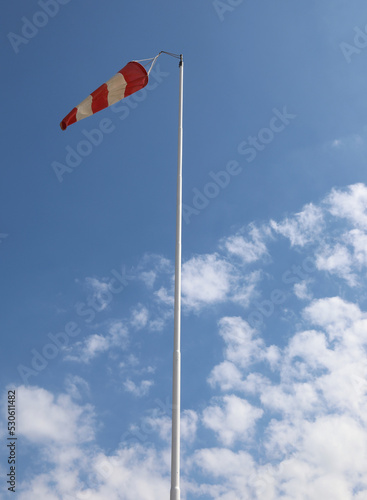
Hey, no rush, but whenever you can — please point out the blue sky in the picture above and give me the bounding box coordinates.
[2,0,367,498]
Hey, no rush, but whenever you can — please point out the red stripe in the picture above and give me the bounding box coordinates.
[60,61,148,130]
[91,83,109,114]
[119,61,148,98]
[60,107,77,130]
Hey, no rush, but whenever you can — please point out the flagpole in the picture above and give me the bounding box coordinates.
[170,54,183,500]
[59,49,184,499]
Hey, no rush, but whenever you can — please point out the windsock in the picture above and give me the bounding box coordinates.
[60,61,148,130]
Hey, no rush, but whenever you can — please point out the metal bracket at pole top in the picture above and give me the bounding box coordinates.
[157,51,183,68]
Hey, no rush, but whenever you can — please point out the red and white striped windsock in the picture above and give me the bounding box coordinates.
[60,61,148,130]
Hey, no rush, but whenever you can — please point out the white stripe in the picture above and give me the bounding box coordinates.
[107,72,127,106]
[76,94,93,122]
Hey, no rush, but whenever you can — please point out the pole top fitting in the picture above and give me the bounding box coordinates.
[179,54,183,67]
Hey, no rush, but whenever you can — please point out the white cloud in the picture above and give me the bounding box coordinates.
[298,297,367,417]
[148,310,173,332]
[331,138,342,148]
[270,203,324,246]
[294,280,313,300]
[18,443,170,500]
[108,321,129,343]
[14,184,367,500]
[217,316,267,368]
[64,375,90,400]
[300,414,367,475]
[287,329,331,371]
[329,132,364,150]
[316,243,356,285]
[347,229,367,267]
[142,409,198,445]
[80,334,110,360]
[18,475,62,500]
[154,286,174,306]
[65,321,128,363]
[208,360,246,392]
[85,277,112,311]
[157,253,261,312]
[231,270,262,308]
[141,414,171,442]
[137,254,173,289]
[82,445,170,500]
[260,381,320,417]
[326,183,367,229]
[139,270,157,289]
[198,294,367,497]
[223,225,268,264]
[192,447,254,478]
[182,253,234,310]
[202,395,263,446]
[303,296,363,336]
[181,410,199,444]
[190,447,274,499]
[119,353,139,369]
[145,251,261,317]
[123,379,154,397]
[130,304,149,329]
[17,386,94,445]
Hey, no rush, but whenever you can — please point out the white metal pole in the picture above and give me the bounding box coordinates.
[170,54,183,500]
